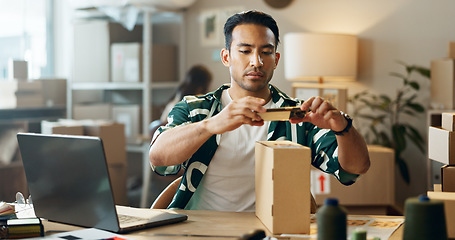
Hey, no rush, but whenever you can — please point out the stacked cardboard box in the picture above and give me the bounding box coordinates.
[40,119,128,205]
[0,79,66,109]
[311,145,398,215]
[431,42,455,109]
[428,112,455,238]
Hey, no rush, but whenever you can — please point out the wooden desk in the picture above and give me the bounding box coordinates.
[43,209,404,240]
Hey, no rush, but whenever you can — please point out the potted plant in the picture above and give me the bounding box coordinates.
[349,61,431,184]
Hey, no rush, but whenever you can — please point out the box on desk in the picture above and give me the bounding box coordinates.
[312,145,397,215]
[442,112,455,131]
[431,59,455,109]
[427,191,455,239]
[429,126,455,165]
[255,141,311,234]
[41,120,84,135]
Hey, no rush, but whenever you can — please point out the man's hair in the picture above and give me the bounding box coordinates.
[223,10,280,51]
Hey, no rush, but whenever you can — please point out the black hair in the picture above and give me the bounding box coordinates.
[171,65,212,100]
[223,10,280,51]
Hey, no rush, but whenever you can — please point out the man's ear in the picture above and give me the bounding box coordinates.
[274,51,280,69]
[221,48,230,67]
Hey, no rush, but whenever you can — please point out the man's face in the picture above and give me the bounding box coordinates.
[221,24,280,94]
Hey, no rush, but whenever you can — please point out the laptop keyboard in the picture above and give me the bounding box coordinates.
[118,214,148,224]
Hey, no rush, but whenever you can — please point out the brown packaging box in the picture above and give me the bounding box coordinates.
[83,122,128,205]
[41,120,84,136]
[73,103,112,121]
[431,59,455,109]
[442,165,455,192]
[427,191,455,239]
[255,141,311,234]
[429,126,455,165]
[312,145,396,214]
[442,112,455,131]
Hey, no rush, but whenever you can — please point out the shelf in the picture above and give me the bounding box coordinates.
[71,81,179,90]
[0,107,66,124]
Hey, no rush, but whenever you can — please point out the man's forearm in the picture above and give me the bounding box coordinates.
[149,120,213,167]
[336,126,370,175]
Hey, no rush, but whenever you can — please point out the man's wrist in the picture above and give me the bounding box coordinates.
[332,111,352,136]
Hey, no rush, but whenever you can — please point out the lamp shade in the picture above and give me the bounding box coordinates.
[284,33,358,82]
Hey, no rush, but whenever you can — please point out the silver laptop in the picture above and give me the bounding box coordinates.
[17,133,187,233]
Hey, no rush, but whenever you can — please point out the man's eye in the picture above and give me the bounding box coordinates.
[240,50,251,54]
[263,51,273,55]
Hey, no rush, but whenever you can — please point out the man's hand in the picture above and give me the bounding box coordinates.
[205,96,267,134]
[289,96,347,132]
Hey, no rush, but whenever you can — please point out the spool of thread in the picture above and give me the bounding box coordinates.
[316,198,347,240]
[351,228,367,240]
[403,195,447,240]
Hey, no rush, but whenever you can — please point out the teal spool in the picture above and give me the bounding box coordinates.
[403,195,448,240]
[316,198,347,240]
[351,228,367,240]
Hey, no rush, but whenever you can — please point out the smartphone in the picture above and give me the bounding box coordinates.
[257,106,307,121]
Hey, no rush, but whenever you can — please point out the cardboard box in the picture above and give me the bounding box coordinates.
[429,126,455,165]
[312,145,396,214]
[8,59,28,81]
[39,78,67,107]
[111,42,142,82]
[111,42,177,83]
[73,103,112,120]
[108,163,128,205]
[83,122,126,165]
[255,141,311,234]
[449,42,455,59]
[442,112,455,131]
[427,191,455,239]
[431,59,455,109]
[15,81,44,108]
[112,105,141,143]
[73,20,142,82]
[442,165,455,192]
[41,120,84,136]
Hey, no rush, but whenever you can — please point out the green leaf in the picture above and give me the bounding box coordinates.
[414,66,431,78]
[390,72,406,80]
[396,157,410,184]
[405,103,425,113]
[392,125,407,152]
[408,81,419,90]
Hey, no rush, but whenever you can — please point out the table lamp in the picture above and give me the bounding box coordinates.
[283,33,358,83]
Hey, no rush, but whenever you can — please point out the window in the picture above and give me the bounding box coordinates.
[0,0,53,80]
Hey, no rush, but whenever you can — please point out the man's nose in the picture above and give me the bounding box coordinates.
[250,52,263,67]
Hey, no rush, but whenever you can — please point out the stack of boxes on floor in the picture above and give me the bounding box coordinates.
[428,113,455,238]
[41,119,128,206]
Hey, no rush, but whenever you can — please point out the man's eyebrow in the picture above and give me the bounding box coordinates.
[236,43,275,49]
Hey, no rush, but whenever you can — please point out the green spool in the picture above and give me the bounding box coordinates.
[403,195,447,240]
[351,228,367,240]
[316,198,347,240]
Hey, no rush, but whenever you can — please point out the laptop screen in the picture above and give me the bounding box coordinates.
[17,133,120,232]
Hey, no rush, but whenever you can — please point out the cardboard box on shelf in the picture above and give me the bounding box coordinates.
[41,120,84,136]
[111,42,142,82]
[427,191,455,239]
[38,79,67,107]
[428,126,455,165]
[73,103,112,120]
[431,59,455,109]
[112,105,141,143]
[8,59,28,81]
[442,112,455,131]
[15,81,44,108]
[110,42,177,83]
[312,145,396,215]
[83,122,126,166]
[73,20,142,83]
[255,141,311,234]
[442,165,455,192]
[108,162,128,205]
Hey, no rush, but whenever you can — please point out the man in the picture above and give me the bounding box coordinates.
[149,10,370,211]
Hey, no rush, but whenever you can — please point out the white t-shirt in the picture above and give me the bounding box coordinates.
[185,90,273,211]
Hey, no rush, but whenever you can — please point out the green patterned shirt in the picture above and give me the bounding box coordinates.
[151,84,359,209]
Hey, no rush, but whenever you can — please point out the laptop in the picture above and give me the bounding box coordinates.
[16,133,187,233]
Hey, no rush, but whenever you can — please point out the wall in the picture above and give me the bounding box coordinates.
[183,0,455,207]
